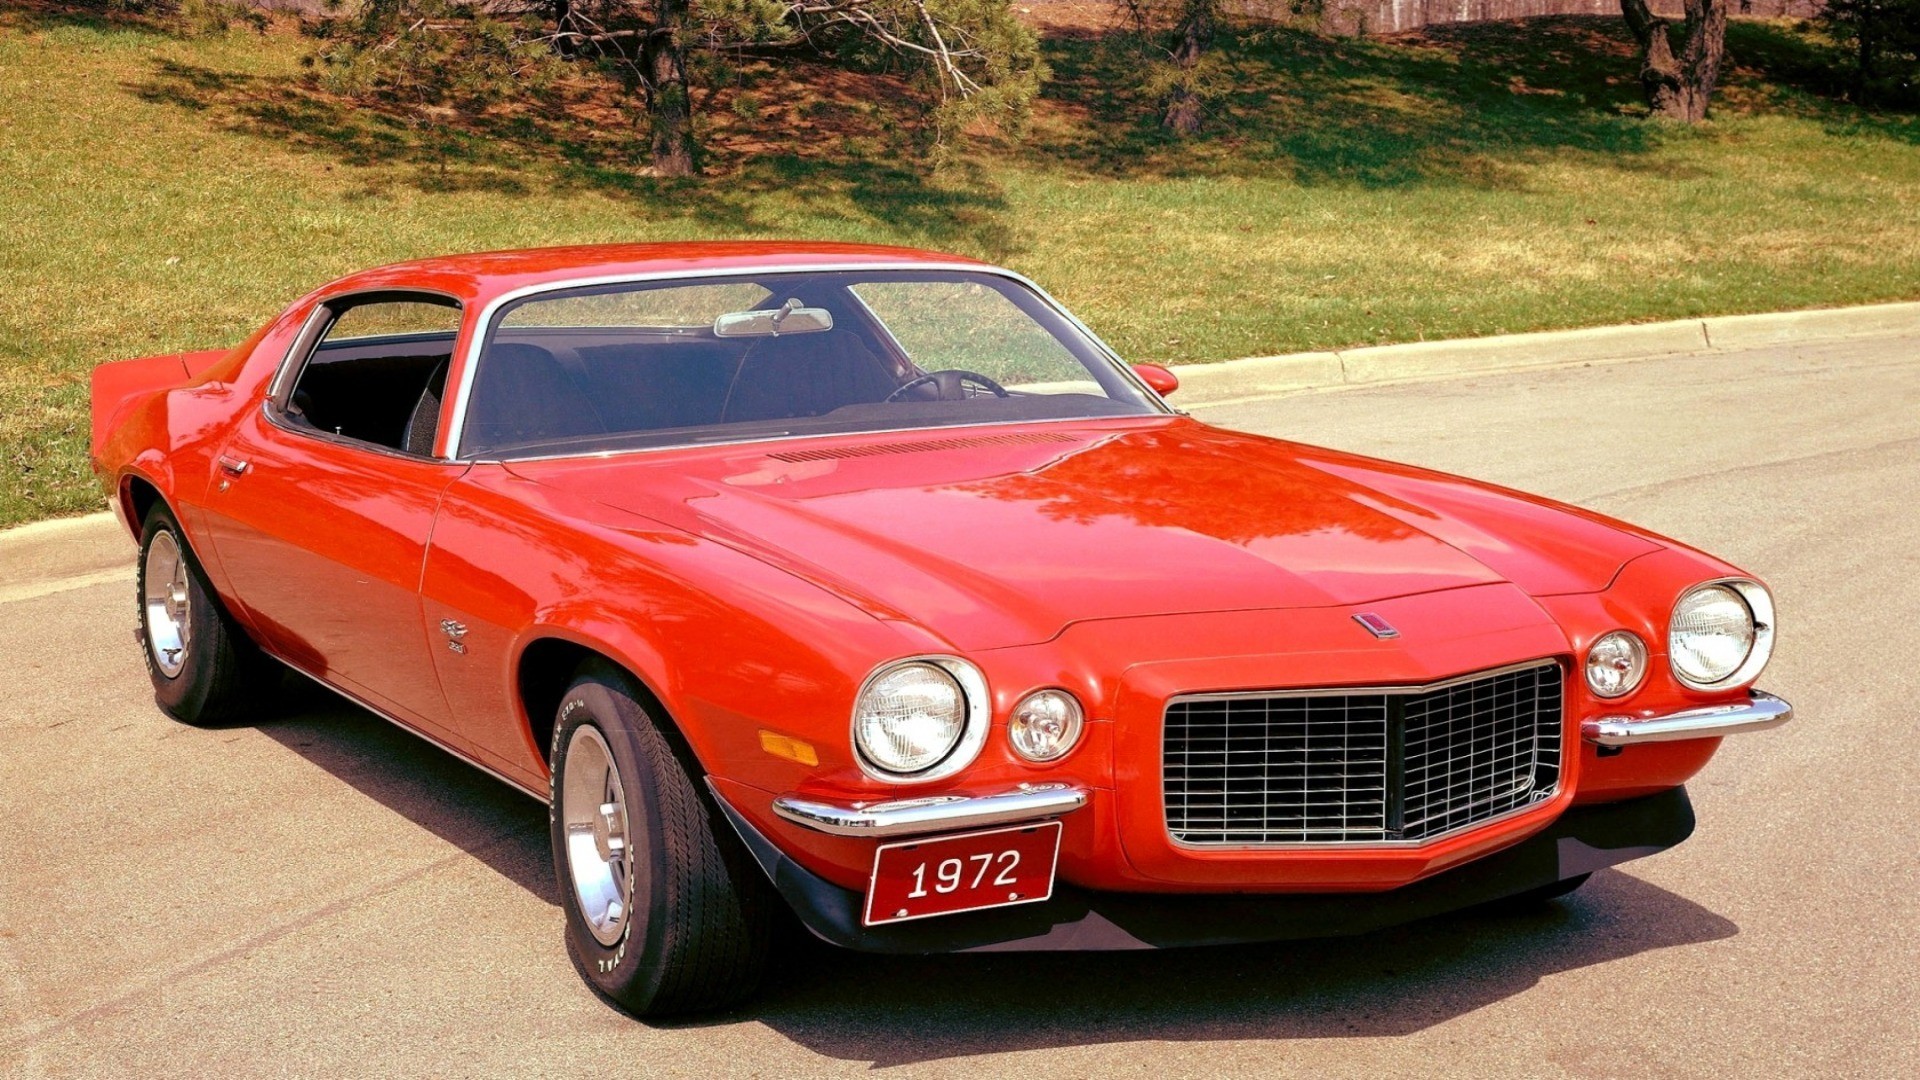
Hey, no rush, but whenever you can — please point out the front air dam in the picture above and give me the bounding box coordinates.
[713,785,1695,954]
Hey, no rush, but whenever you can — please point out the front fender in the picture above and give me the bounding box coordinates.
[424,464,936,793]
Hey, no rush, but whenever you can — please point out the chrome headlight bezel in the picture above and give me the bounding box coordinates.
[850,655,989,784]
[1585,630,1649,699]
[1669,579,1775,692]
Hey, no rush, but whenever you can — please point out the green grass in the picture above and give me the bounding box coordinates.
[3,9,1919,526]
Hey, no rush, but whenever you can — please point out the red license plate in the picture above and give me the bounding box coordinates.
[864,821,1062,926]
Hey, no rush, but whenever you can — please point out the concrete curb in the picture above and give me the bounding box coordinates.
[0,511,130,604]
[1171,300,1920,406]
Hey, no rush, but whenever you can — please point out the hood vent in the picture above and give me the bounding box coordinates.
[768,431,1078,463]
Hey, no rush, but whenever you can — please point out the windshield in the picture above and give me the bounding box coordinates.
[455,270,1163,458]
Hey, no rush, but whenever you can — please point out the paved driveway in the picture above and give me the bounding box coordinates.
[3,336,1915,1077]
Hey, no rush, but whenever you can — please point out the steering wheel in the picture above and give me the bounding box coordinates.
[885,369,1011,403]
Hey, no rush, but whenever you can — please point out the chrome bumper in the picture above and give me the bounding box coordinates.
[1582,690,1793,747]
[771,783,1089,838]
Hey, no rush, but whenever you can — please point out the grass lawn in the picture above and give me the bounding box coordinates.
[2,6,1918,526]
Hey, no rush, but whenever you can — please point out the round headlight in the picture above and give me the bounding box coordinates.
[1670,582,1771,689]
[1585,631,1648,699]
[1009,689,1084,762]
[852,659,984,779]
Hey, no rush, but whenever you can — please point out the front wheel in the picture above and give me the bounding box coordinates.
[549,661,772,1017]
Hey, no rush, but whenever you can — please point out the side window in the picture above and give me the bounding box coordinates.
[284,296,462,455]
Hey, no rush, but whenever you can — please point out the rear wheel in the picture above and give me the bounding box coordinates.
[549,661,772,1017]
[137,504,276,726]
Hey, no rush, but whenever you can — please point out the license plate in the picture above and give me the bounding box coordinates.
[864,821,1062,926]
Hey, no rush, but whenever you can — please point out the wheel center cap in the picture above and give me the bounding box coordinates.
[593,801,625,863]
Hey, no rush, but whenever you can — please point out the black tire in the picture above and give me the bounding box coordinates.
[1484,872,1593,913]
[136,504,277,726]
[549,660,772,1017]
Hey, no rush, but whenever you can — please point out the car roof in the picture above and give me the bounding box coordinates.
[318,241,996,306]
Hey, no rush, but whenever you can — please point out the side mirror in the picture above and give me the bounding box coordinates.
[1132,363,1179,397]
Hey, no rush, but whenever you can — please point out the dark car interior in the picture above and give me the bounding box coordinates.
[455,326,907,455]
[278,275,1154,460]
[285,332,455,454]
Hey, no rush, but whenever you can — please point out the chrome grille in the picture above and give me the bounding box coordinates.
[1163,661,1563,845]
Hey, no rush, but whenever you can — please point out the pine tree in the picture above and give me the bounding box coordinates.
[307,0,1042,176]
[1822,0,1920,107]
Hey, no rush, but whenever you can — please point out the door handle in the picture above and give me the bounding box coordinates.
[218,456,250,478]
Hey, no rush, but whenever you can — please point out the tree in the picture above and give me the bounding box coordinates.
[1118,0,1223,135]
[308,0,1042,177]
[1617,0,1727,123]
[1161,0,1218,134]
[1822,0,1920,107]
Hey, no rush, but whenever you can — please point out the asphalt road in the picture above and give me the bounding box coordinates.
[3,338,1917,1078]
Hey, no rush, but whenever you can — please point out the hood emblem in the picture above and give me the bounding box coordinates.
[1353,613,1399,640]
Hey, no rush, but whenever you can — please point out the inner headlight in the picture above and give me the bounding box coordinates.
[1009,689,1084,762]
[1670,581,1774,690]
[1585,631,1648,699]
[852,658,986,780]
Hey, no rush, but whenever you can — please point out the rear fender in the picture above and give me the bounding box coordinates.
[89,349,228,476]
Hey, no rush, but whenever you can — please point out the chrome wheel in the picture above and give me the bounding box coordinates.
[562,724,633,948]
[142,530,192,679]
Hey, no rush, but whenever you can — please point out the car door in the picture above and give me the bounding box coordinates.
[198,292,468,738]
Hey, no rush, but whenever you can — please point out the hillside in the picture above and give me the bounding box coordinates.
[2,5,1917,524]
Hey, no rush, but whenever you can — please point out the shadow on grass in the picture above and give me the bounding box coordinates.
[121,50,1022,256]
[80,11,1920,239]
[1721,19,1920,145]
[114,16,1681,210]
[1026,16,1667,187]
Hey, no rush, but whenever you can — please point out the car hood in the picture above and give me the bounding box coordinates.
[507,419,1661,650]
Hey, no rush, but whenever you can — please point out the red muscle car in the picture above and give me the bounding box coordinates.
[90,242,1791,1016]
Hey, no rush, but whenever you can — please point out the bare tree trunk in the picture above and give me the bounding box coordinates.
[1162,0,1216,135]
[1856,15,1876,104]
[551,0,574,57]
[643,6,697,176]
[1619,0,1727,122]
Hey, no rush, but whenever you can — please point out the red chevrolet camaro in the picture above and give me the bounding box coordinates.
[91,242,1790,1015]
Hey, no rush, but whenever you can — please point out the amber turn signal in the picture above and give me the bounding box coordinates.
[759,729,820,766]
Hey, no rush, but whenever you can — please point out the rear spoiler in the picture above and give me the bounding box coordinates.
[89,349,229,467]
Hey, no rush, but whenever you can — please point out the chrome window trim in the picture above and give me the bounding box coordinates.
[1161,658,1567,851]
[258,399,472,468]
[444,262,1172,461]
[264,287,466,463]
[265,302,334,404]
[1668,577,1776,692]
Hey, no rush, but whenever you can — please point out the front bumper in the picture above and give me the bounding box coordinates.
[771,783,1089,838]
[1582,690,1792,747]
[718,785,1696,954]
